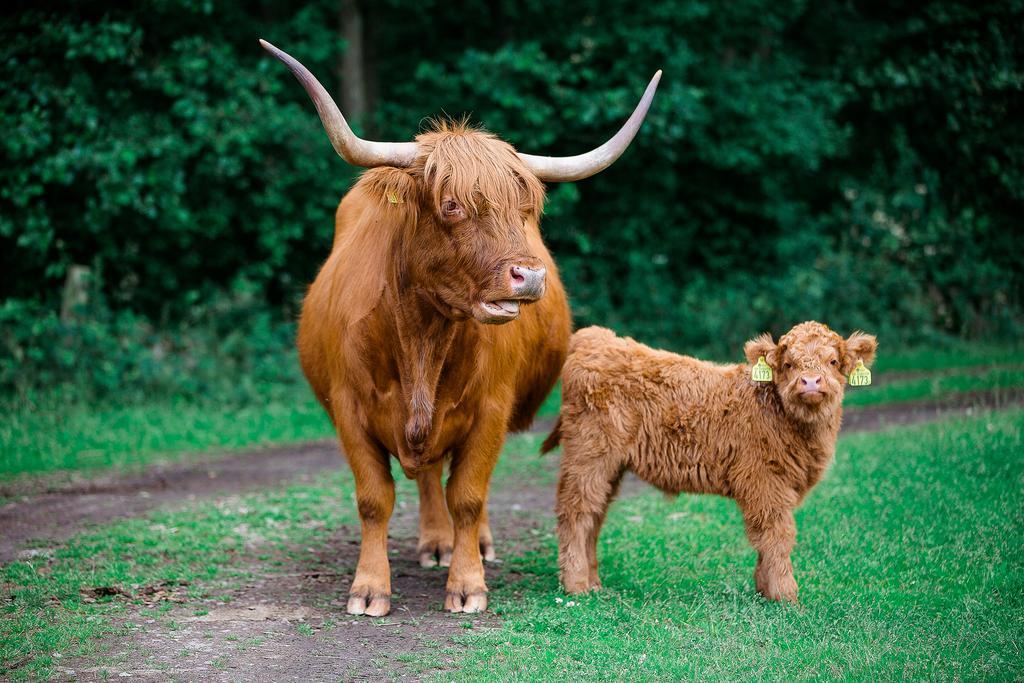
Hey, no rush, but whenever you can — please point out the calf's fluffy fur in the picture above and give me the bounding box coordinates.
[543,321,877,602]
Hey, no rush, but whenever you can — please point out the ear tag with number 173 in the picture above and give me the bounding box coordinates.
[848,360,872,387]
[751,356,773,383]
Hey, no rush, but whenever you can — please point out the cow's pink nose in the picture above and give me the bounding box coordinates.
[509,265,546,299]
[800,375,822,390]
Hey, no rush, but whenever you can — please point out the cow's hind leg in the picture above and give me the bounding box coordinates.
[443,411,507,613]
[556,442,622,594]
[478,502,496,562]
[337,415,395,617]
[416,461,453,568]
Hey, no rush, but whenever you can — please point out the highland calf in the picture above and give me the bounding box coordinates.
[543,322,877,602]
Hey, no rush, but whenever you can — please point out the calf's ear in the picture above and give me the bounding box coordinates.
[842,332,878,375]
[744,333,778,369]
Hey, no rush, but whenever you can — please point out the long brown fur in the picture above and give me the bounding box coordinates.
[298,122,571,616]
[548,322,877,602]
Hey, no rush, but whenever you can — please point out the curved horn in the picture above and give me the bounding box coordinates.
[259,39,417,168]
[518,70,662,183]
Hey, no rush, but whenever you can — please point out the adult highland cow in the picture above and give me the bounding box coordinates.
[260,39,660,615]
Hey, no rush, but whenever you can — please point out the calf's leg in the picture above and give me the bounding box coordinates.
[584,470,624,589]
[557,446,621,594]
[741,506,798,603]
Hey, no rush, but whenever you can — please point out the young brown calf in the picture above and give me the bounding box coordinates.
[543,321,877,602]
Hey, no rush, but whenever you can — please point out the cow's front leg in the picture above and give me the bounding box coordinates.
[742,505,798,603]
[443,414,505,613]
[338,425,395,617]
[416,461,453,568]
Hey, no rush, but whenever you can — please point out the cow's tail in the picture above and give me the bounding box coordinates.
[540,415,562,454]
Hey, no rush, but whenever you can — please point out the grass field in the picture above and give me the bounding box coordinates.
[448,410,1024,681]
[0,385,334,478]
[2,345,1021,480]
[2,411,1020,679]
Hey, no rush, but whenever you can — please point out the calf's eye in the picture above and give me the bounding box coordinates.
[830,359,838,366]
[784,362,792,369]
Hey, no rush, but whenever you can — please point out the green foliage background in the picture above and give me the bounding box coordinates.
[2,0,1022,400]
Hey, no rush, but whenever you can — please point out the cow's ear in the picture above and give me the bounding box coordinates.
[744,333,778,369]
[842,332,877,375]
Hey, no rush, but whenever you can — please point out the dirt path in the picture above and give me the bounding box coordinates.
[0,442,343,564]
[57,468,560,682]
[5,389,1023,681]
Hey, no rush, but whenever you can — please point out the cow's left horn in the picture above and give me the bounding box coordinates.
[260,39,417,168]
[517,71,662,183]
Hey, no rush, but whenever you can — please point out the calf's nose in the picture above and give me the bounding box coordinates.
[800,375,822,390]
[509,265,546,299]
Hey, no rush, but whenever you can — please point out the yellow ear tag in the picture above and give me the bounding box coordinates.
[386,191,403,204]
[848,360,872,387]
[751,356,773,383]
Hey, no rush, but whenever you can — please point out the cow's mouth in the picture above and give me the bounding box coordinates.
[473,299,521,324]
[798,390,826,406]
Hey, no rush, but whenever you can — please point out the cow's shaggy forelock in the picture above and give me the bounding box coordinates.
[414,120,546,221]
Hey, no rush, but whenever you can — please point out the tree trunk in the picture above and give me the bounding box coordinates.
[338,0,367,122]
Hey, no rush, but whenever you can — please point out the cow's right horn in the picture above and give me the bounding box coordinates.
[517,70,662,183]
[260,39,417,168]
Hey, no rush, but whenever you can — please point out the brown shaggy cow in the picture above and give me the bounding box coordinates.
[260,40,661,615]
[544,322,877,602]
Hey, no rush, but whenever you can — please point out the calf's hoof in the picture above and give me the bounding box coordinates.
[347,591,391,617]
[444,590,488,613]
[756,576,799,604]
[561,574,600,595]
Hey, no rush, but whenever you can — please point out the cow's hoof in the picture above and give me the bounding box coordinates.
[480,539,497,563]
[347,593,391,617]
[418,540,453,568]
[444,591,487,614]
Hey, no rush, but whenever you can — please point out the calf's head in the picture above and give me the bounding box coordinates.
[260,39,660,324]
[744,321,877,423]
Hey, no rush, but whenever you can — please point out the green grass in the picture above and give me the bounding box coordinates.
[443,410,1024,681]
[0,385,334,479]
[871,343,1022,373]
[848,366,1024,407]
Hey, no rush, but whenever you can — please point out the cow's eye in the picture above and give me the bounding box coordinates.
[783,362,792,369]
[442,200,459,215]
[830,359,838,366]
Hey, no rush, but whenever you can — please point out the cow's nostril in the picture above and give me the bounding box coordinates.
[509,265,546,297]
